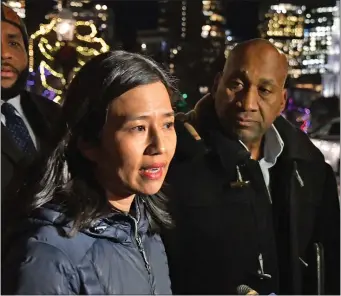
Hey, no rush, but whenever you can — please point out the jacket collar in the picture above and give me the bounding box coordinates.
[273,115,323,162]
[30,196,150,244]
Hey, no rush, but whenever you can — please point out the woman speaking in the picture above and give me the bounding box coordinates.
[2,51,177,295]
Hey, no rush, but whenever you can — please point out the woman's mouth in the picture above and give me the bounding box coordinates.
[139,164,165,180]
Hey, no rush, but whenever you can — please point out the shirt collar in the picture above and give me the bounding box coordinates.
[263,124,284,165]
[1,94,22,115]
[239,124,284,165]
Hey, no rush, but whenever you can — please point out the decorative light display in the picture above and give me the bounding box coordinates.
[260,3,306,78]
[29,18,110,102]
[4,0,25,18]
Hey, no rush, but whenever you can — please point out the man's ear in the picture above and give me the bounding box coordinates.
[78,138,99,163]
[211,72,222,98]
[279,89,287,115]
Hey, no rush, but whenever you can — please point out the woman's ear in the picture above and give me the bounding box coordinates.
[77,138,99,163]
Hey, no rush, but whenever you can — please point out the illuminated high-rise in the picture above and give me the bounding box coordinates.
[157,0,226,104]
[322,1,340,97]
[259,3,306,78]
[302,5,338,76]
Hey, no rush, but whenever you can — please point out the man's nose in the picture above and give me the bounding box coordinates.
[238,87,259,111]
[1,40,12,60]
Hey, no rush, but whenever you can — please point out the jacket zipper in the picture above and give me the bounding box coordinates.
[133,218,152,274]
[130,204,155,294]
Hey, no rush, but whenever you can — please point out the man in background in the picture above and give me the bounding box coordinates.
[164,39,340,295]
[1,3,61,192]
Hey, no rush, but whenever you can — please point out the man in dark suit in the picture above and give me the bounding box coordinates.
[1,4,61,192]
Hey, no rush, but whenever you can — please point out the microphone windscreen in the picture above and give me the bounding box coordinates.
[236,285,259,295]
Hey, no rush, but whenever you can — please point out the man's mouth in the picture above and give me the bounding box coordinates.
[1,66,18,79]
[1,71,17,79]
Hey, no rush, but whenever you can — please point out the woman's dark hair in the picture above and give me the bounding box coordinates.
[11,50,178,236]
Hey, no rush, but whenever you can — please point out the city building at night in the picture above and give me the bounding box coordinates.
[322,1,340,97]
[3,0,25,18]
[259,3,306,78]
[157,0,226,106]
[302,4,338,77]
[137,29,169,66]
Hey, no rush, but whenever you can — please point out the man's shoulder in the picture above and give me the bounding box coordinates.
[23,90,61,112]
[22,90,62,128]
[173,111,208,163]
[274,116,325,164]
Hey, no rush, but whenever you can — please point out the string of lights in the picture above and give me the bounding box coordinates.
[29,17,110,102]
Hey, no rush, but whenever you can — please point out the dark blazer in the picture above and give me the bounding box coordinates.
[1,90,62,193]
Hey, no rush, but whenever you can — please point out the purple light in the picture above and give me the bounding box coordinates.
[42,90,50,97]
[161,41,167,51]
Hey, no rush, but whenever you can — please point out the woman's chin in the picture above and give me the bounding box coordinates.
[138,182,164,196]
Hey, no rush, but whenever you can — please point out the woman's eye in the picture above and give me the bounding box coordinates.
[164,122,174,129]
[131,126,146,132]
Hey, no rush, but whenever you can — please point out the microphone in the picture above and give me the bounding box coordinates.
[236,285,259,295]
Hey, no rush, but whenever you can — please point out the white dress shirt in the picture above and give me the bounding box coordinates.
[1,95,38,148]
[239,124,284,202]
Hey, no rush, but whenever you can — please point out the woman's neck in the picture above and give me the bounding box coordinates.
[106,190,135,213]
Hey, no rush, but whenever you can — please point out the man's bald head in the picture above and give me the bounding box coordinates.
[224,39,288,88]
[213,38,289,148]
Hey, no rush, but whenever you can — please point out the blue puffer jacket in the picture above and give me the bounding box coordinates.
[2,199,172,295]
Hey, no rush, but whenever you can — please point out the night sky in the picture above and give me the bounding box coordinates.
[24,0,338,48]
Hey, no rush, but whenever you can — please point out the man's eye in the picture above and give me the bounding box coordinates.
[131,126,146,132]
[9,41,20,47]
[259,87,271,95]
[228,81,243,90]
